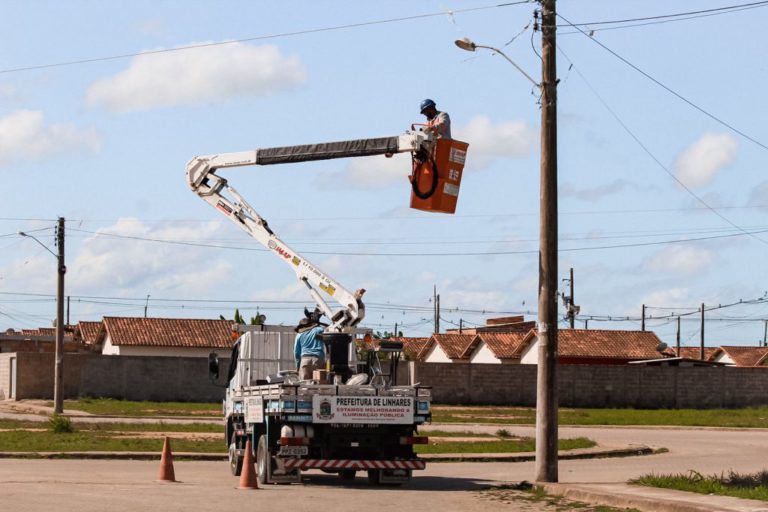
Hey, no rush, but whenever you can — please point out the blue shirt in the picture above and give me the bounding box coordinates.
[294,326,325,367]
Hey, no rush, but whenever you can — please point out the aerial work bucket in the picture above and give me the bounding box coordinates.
[409,138,469,214]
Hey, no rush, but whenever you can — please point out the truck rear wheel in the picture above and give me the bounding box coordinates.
[256,435,269,485]
[339,469,356,481]
[229,442,243,476]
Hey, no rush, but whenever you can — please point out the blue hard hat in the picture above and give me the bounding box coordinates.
[420,98,436,113]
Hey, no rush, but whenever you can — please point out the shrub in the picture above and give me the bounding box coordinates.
[49,414,74,434]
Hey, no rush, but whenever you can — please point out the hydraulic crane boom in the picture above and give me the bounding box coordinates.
[186,130,435,332]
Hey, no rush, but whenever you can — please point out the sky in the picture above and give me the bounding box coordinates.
[2,0,768,347]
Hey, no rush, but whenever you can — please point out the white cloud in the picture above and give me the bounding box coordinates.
[0,110,100,165]
[560,179,631,201]
[70,218,232,294]
[86,42,305,112]
[747,181,768,208]
[643,245,715,275]
[673,133,737,188]
[319,115,535,190]
[0,83,16,100]
[639,287,691,309]
[454,115,535,169]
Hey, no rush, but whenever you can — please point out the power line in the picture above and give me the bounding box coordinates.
[559,4,768,35]
[65,226,768,256]
[556,1,768,28]
[557,12,768,153]
[0,1,531,75]
[555,44,768,248]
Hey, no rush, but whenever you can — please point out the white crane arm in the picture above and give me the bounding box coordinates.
[186,131,434,332]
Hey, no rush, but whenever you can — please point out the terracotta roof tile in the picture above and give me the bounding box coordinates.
[77,321,104,345]
[430,334,478,360]
[715,346,768,367]
[530,329,668,360]
[676,347,718,361]
[473,331,530,359]
[389,337,430,360]
[103,317,234,348]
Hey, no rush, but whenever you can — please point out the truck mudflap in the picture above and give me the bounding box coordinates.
[281,458,426,471]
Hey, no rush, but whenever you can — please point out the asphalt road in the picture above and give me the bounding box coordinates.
[2,425,768,512]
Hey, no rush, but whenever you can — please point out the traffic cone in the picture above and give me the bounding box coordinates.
[238,438,259,490]
[158,436,176,482]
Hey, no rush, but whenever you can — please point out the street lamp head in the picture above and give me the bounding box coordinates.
[454,38,477,52]
[18,231,27,237]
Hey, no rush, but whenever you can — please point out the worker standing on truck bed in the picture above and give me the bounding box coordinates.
[420,99,451,139]
[294,317,325,380]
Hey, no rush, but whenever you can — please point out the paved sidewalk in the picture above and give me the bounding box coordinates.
[542,482,768,512]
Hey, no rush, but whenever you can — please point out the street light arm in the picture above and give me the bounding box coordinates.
[18,232,58,259]
[474,44,540,87]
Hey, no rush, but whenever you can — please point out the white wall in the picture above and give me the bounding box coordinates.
[423,343,452,363]
[713,352,735,365]
[101,334,231,358]
[469,342,500,364]
[519,336,539,365]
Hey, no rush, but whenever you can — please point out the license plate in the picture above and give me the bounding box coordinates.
[279,446,308,456]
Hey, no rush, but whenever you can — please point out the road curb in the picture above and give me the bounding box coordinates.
[539,483,767,512]
[0,446,658,462]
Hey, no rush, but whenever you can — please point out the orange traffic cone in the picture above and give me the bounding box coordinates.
[238,439,259,490]
[158,436,176,482]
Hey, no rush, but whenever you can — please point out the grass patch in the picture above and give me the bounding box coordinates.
[0,430,224,453]
[49,415,74,433]
[0,418,220,433]
[632,470,768,502]
[59,398,221,417]
[431,406,768,428]
[419,429,495,438]
[415,436,594,454]
[483,483,640,511]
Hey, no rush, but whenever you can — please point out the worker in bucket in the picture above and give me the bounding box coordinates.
[420,99,451,139]
[294,311,326,380]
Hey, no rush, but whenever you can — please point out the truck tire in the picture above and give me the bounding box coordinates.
[339,469,356,481]
[229,442,243,476]
[256,434,269,485]
[367,469,380,485]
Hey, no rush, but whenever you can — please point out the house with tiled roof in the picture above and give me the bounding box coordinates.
[675,346,719,361]
[711,346,768,367]
[101,317,234,357]
[519,329,672,365]
[385,337,430,361]
[421,334,478,363]
[446,316,536,336]
[464,331,530,364]
[75,321,105,350]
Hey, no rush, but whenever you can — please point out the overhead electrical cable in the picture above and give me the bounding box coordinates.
[0,1,531,75]
[557,12,768,153]
[65,226,768,256]
[555,1,768,28]
[555,43,768,248]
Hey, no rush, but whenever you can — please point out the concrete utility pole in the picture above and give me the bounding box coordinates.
[676,316,681,357]
[763,320,767,347]
[54,217,66,415]
[535,0,559,484]
[700,303,705,360]
[641,304,646,331]
[569,267,574,329]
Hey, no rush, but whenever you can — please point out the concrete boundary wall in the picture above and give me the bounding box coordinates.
[412,362,768,408]
[7,352,768,407]
[8,352,230,403]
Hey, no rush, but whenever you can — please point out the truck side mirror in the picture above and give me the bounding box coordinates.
[208,352,220,380]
